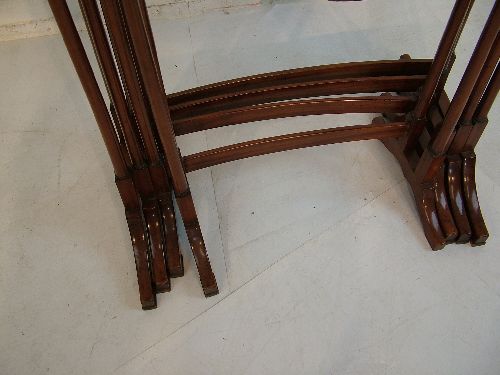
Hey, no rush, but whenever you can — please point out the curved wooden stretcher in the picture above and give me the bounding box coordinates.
[48,0,499,309]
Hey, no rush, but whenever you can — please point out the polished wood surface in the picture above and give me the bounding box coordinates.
[173,95,416,135]
[49,0,498,309]
[184,122,409,172]
[431,0,499,156]
[167,59,432,106]
[170,75,427,119]
[120,0,218,296]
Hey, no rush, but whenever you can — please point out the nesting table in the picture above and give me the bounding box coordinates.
[49,0,499,309]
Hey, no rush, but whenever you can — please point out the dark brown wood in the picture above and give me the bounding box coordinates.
[167,59,432,106]
[136,0,184,277]
[173,95,416,135]
[115,176,157,309]
[100,1,158,163]
[184,122,408,172]
[435,53,457,106]
[80,0,173,294]
[50,0,497,309]
[404,0,474,153]
[462,36,499,123]
[100,0,184,283]
[120,0,218,296]
[131,167,171,292]
[464,65,500,150]
[79,0,143,167]
[120,208,157,309]
[139,0,166,94]
[82,0,179,293]
[379,1,497,250]
[434,163,459,242]
[414,2,499,184]
[48,0,127,178]
[48,0,157,309]
[413,0,474,119]
[170,75,426,119]
[147,165,184,278]
[474,64,500,120]
[449,34,499,154]
[462,151,489,245]
[377,116,446,250]
[413,0,498,210]
[447,154,472,243]
[431,0,499,155]
[424,92,471,243]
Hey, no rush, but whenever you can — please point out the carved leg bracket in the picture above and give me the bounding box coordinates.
[377,116,489,251]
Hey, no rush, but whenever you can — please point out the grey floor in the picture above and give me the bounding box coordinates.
[1,1,499,374]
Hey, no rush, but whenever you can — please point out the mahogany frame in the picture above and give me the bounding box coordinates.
[48,0,498,309]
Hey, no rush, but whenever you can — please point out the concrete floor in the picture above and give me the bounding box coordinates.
[1,1,499,374]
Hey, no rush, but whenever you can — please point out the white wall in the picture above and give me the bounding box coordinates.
[0,0,262,41]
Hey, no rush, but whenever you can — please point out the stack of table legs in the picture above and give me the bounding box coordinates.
[49,0,498,309]
[376,0,499,250]
[49,0,218,310]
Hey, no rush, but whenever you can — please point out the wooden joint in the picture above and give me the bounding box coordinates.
[474,117,488,125]
[428,143,444,158]
[175,188,191,199]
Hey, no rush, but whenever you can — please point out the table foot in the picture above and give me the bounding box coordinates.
[461,151,489,246]
[378,114,489,250]
[158,191,184,278]
[125,211,157,310]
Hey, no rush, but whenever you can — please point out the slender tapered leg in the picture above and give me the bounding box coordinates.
[419,1,499,171]
[379,1,498,251]
[404,0,475,152]
[49,0,157,308]
[116,178,157,309]
[442,31,499,246]
[136,0,184,277]
[102,0,189,289]
[106,0,183,280]
[81,0,171,293]
[120,0,218,296]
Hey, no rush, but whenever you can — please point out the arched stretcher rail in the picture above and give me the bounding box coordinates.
[183,122,409,172]
[169,75,427,119]
[173,96,416,135]
[167,59,432,106]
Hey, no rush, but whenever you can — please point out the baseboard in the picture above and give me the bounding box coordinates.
[0,0,262,42]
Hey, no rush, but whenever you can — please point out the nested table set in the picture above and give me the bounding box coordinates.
[49,0,499,309]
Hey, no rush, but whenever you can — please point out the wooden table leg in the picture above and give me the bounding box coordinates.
[120,0,218,297]
[49,0,156,309]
